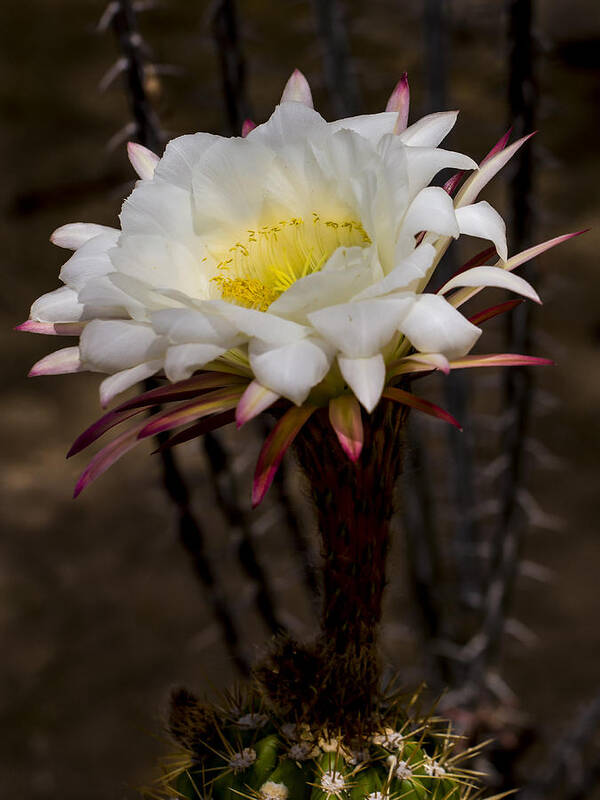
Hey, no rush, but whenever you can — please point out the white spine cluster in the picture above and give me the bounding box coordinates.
[236,713,268,729]
[288,741,319,761]
[394,760,413,781]
[320,770,346,795]
[424,760,446,777]
[372,729,404,750]
[259,782,289,800]
[367,793,388,800]
[228,748,257,773]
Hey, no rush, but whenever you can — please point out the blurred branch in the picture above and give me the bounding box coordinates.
[520,691,600,800]
[203,431,287,637]
[210,0,251,135]
[104,0,163,152]
[311,0,360,116]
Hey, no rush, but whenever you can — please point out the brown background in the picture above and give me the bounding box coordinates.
[1,0,599,797]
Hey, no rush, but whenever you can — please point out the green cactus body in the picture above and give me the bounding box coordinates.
[161,697,478,800]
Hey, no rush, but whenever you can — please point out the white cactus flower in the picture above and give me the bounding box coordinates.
[22,69,568,503]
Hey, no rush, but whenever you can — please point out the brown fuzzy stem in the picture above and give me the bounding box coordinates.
[292,398,408,721]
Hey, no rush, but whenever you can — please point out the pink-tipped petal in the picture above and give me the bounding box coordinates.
[328,395,363,462]
[387,73,410,132]
[15,320,85,336]
[153,410,236,453]
[406,352,451,374]
[455,132,536,208]
[468,299,523,326]
[449,230,586,309]
[241,119,257,137]
[280,69,313,107]
[67,407,145,458]
[448,353,554,370]
[28,347,82,377]
[73,418,149,498]
[481,127,513,165]
[383,387,462,430]
[115,371,247,413]
[127,141,160,180]
[443,171,465,196]
[252,404,316,508]
[137,386,245,439]
[236,381,280,428]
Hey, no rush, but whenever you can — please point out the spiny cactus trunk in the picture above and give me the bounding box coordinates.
[292,399,409,721]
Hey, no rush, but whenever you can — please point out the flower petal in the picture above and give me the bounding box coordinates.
[16,320,85,336]
[383,386,461,429]
[252,405,317,507]
[59,229,121,290]
[51,223,118,250]
[397,110,458,147]
[354,243,435,299]
[405,147,477,197]
[308,297,413,358]
[30,286,84,323]
[74,417,150,497]
[28,346,82,377]
[236,380,280,428]
[438,266,540,304]
[138,386,246,439]
[215,301,309,344]
[280,69,313,107]
[448,353,553,370]
[455,201,508,261]
[338,354,386,413]
[398,293,481,358]
[164,343,229,382]
[329,394,363,461]
[127,142,160,180]
[99,360,163,408]
[386,73,410,132]
[241,119,256,137]
[79,319,164,373]
[249,337,333,405]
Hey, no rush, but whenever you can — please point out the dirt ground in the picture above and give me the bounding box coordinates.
[1,1,599,798]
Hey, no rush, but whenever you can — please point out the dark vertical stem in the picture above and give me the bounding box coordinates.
[466,0,537,688]
[311,0,360,117]
[293,401,408,718]
[110,0,162,152]
[210,0,251,135]
[423,0,448,113]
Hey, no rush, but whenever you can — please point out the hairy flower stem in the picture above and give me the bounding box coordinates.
[292,399,409,722]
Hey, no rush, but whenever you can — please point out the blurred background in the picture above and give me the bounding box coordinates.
[1,0,599,797]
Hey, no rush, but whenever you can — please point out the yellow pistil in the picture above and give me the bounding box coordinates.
[211,214,371,310]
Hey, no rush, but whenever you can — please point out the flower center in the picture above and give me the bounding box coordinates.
[211,213,371,311]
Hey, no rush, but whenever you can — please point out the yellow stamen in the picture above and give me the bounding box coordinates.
[211,214,371,310]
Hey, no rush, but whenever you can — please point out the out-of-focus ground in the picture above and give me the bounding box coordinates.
[1,0,599,797]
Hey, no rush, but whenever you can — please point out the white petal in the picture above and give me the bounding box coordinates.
[51,223,118,250]
[455,134,532,208]
[153,132,220,190]
[120,180,196,249]
[337,354,385,413]
[328,111,398,143]
[164,343,228,382]
[29,347,82,377]
[438,266,540,303]
[268,247,380,321]
[79,320,164,373]
[213,302,308,344]
[100,360,162,407]
[30,286,84,322]
[249,337,333,406]
[191,137,274,242]
[127,142,160,180]
[77,275,145,320]
[109,233,211,298]
[59,230,121,290]
[308,297,413,358]
[398,293,481,359]
[405,147,477,197]
[397,111,458,147]
[151,307,241,344]
[455,201,508,261]
[280,69,313,107]
[396,187,459,260]
[354,243,435,299]
[249,102,327,152]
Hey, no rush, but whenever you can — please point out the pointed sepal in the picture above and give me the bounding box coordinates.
[328,394,364,462]
[127,141,160,180]
[280,69,313,107]
[387,72,410,132]
[383,386,462,429]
